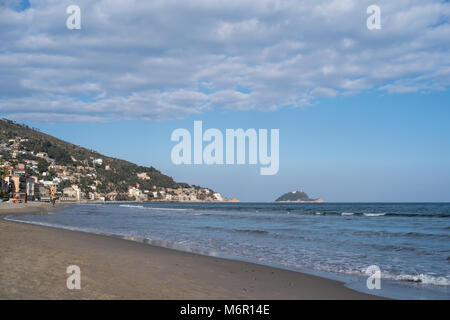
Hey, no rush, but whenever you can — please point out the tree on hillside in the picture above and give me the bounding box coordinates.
[0,158,6,180]
[0,158,7,198]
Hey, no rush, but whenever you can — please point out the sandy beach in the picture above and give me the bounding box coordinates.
[0,203,380,300]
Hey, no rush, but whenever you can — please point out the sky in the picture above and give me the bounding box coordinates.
[1,0,450,202]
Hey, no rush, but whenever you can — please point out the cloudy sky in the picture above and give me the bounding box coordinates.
[1,0,450,201]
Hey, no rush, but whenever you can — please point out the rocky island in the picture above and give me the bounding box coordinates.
[275,190,323,203]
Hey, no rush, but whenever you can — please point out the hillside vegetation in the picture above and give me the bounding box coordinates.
[0,119,194,198]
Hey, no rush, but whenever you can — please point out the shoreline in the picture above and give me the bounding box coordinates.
[0,201,65,215]
[0,204,381,299]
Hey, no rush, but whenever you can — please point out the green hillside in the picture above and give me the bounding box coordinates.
[0,119,199,199]
[275,190,322,202]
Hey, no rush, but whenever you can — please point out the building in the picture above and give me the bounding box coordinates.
[106,192,118,201]
[93,158,103,166]
[26,177,37,201]
[62,185,81,201]
[34,181,42,200]
[0,178,10,197]
[39,185,50,202]
[36,152,48,158]
[5,175,27,202]
[128,187,148,201]
[213,193,223,201]
[137,172,150,180]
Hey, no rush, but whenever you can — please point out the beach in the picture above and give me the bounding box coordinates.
[0,203,379,300]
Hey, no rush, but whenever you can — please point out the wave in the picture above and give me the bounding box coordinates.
[116,203,450,218]
[363,213,386,217]
[232,229,269,235]
[388,273,450,286]
[298,211,448,218]
[119,204,193,211]
[145,207,194,211]
[197,226,224,231]
[313,264,450,287]
[119,204,144,208]
[350,229,450,240]
[383,213,450,218]
[199,226,271,235]
[198,226,269,235]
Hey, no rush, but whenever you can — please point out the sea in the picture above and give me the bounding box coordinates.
[5,202,450,299]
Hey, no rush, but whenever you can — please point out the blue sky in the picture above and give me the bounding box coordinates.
[23,90,450,202]
[1,0,450,201]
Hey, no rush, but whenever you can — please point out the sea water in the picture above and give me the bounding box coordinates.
[6,202,450,299]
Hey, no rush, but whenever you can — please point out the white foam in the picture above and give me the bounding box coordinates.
[119,204,144,208]
[119,204,193,211]
[363,213,386,217]
[390,273,450,286]
[144,207,194,211]
[341,212,354,216]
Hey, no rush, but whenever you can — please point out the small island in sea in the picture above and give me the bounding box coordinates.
[275,190,323,203]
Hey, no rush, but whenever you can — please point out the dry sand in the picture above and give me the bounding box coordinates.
[0,203,381,300]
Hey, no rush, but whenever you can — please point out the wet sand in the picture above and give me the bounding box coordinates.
[0,203,381,299]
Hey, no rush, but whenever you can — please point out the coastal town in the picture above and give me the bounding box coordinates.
[0,120,237,204]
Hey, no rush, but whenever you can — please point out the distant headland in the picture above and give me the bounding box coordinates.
[275,190,323,203]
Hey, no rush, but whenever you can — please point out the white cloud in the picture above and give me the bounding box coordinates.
[0,0,449,121]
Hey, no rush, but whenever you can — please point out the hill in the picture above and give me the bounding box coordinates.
[275,190,323,203]
[0,119,223,201]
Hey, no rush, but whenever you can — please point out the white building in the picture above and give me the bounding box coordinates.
[129,187,148,201]
[213,193,223,201]
[63,185,82,201]
[26,177,36,198]
[93,158,103,166]
[36,152,48,158]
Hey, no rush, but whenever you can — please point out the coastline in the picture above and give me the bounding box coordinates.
[0,201,64,215]
[0,204,381,299]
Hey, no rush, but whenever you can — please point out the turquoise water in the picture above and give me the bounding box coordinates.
[7,202,450,299]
